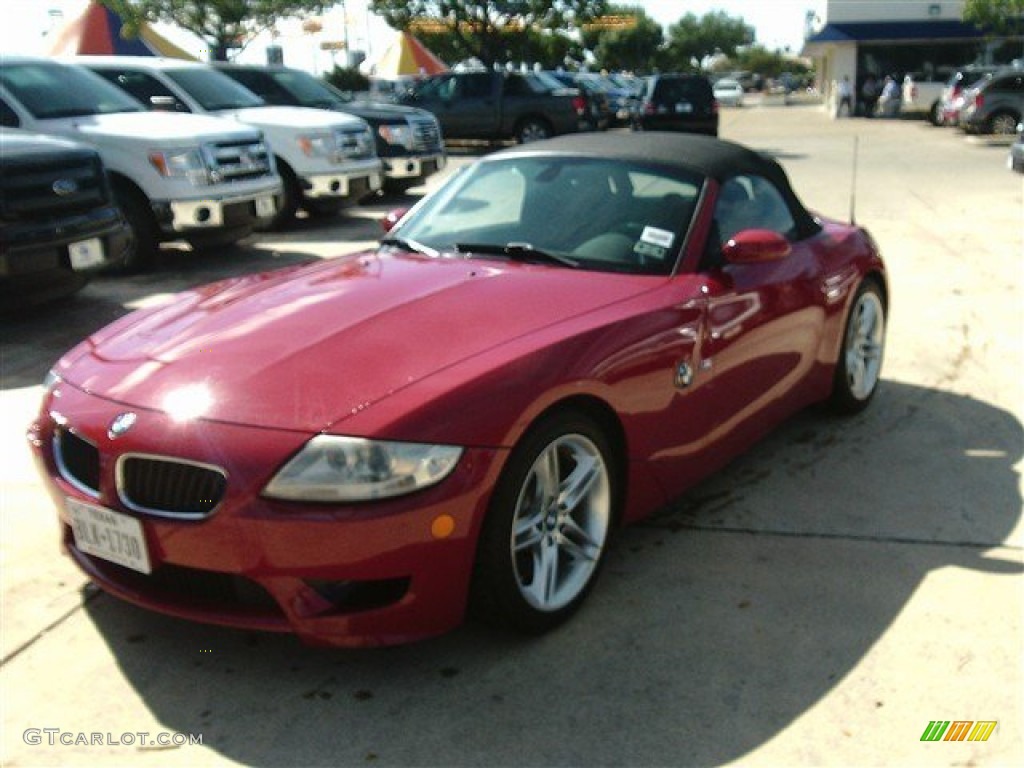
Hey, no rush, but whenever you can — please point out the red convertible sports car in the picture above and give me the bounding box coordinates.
[29,133,887,647]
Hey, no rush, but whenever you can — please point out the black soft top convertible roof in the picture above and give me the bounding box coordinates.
[498,132,822,238]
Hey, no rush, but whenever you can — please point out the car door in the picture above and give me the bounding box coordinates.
[698,173,825,448]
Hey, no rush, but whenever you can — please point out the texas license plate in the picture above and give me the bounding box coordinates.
[67,497,151,574]
[254,195,275,218]
[68,238,105,270]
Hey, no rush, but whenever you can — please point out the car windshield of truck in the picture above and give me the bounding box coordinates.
[165,68,265,111]
[269,70,344,108]
[393,155,704,276]
[0,62,144,119]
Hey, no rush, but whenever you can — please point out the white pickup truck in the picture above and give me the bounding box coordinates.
[902,72,950,124]
[0,56,282,269]
[78,57,383,227]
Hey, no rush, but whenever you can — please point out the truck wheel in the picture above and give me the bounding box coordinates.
[988,111,1020,136]
[264,161,300,230]
[515,118,552,144]
[111,181,158,272]
[928,102,942,126]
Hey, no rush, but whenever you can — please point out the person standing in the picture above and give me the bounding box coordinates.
[861,75,879,117]
[836,75,853,117]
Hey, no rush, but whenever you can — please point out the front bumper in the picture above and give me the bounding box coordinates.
[155,180,282,235]
[381,154,446,182]
[29,382,505,647]
[300,158,384,202]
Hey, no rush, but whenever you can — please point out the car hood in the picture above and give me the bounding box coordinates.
[40,111,261,144]
[340,100,434,122]
[218,105,366,130]
[59,252,658,433]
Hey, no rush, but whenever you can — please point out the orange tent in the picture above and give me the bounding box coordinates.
[48,0,196,59]
[371,32,448,77]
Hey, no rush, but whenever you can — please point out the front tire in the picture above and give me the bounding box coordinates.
[110,181,158,272]
[830,280,886,413]
[471,410,617,633]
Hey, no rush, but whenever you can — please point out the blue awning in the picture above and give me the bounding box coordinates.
[805,20,988,45]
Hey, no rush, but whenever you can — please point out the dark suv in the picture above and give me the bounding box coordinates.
[214,64,445,194]
[1,129,132,308]
[632,74,718,136]
[960,68,1024,135]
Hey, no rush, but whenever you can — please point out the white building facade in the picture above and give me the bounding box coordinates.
[803,0,1021,114]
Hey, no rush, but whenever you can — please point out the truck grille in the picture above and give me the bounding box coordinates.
[206,139,273,182]
[410,117,443,153]
[0,155,108,219]
[336,127,376,160]
[117,454,227,519]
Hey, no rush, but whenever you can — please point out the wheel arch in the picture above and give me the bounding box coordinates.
[511,393,630,526]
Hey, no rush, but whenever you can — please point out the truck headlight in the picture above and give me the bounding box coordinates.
[148,148,212,186]
[263,435,462,502]
[378,124,413,149]
[297,133,336,158]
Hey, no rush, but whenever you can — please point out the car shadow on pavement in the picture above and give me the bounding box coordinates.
[79,380,1022,766]
[0,246,317,391]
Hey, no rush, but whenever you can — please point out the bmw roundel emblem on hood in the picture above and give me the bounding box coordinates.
[108,412,137,439]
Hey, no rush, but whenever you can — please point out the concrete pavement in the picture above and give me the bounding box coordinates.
[1,104,1021,767]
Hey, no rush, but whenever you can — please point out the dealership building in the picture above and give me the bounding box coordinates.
[802,0,1023,112]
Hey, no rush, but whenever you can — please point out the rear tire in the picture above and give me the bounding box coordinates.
[988,111,1020,136]
[515,117,552,144]
[471,410,618,634]
[830,280,886,414]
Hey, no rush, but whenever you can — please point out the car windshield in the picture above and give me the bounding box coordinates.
[164,68,265,111]
[0,62,144,119]
[394,155,704,276]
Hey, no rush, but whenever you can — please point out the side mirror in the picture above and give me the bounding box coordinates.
[722,229,791,264]
[380,208,409,233]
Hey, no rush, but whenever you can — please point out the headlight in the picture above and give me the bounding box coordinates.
[297,133,336,158]
[263,435,462,502]
[148,148,212,186]
[378,123,413,149]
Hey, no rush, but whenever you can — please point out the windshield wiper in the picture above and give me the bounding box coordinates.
[454,242,579,268]
[379,236,439,258]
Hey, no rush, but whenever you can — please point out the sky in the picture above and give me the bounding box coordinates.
[0,0,822,68]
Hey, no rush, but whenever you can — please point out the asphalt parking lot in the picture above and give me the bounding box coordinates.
[1,104,1022,767]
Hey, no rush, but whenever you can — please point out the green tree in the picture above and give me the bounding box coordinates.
[581,6,664,72]
[662,10,754,71]
[369,1,608,67]
[963,0,1024,35]
[98,0,330,61]
[734,44,811,80]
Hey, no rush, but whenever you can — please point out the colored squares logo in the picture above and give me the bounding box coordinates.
[921,720,998,742]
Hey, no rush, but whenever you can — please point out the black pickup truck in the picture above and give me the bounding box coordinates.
[399,70,583,143]
[1,129,132,308]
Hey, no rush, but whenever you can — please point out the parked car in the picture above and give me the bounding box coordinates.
[30,132,887,647]
[399,70,582,143]
[712,78,744,107]
[959,68,1024,135]
[1009,122,1024,172]
[577,72,634,124]
[939,65,1001,126]
[1,129,132,307]
[215,64,446,194]
[0,56,281,269]
[633,74,718,135]
[901,70,952,124]
[77,57,382,226]
[547,71,611,131]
